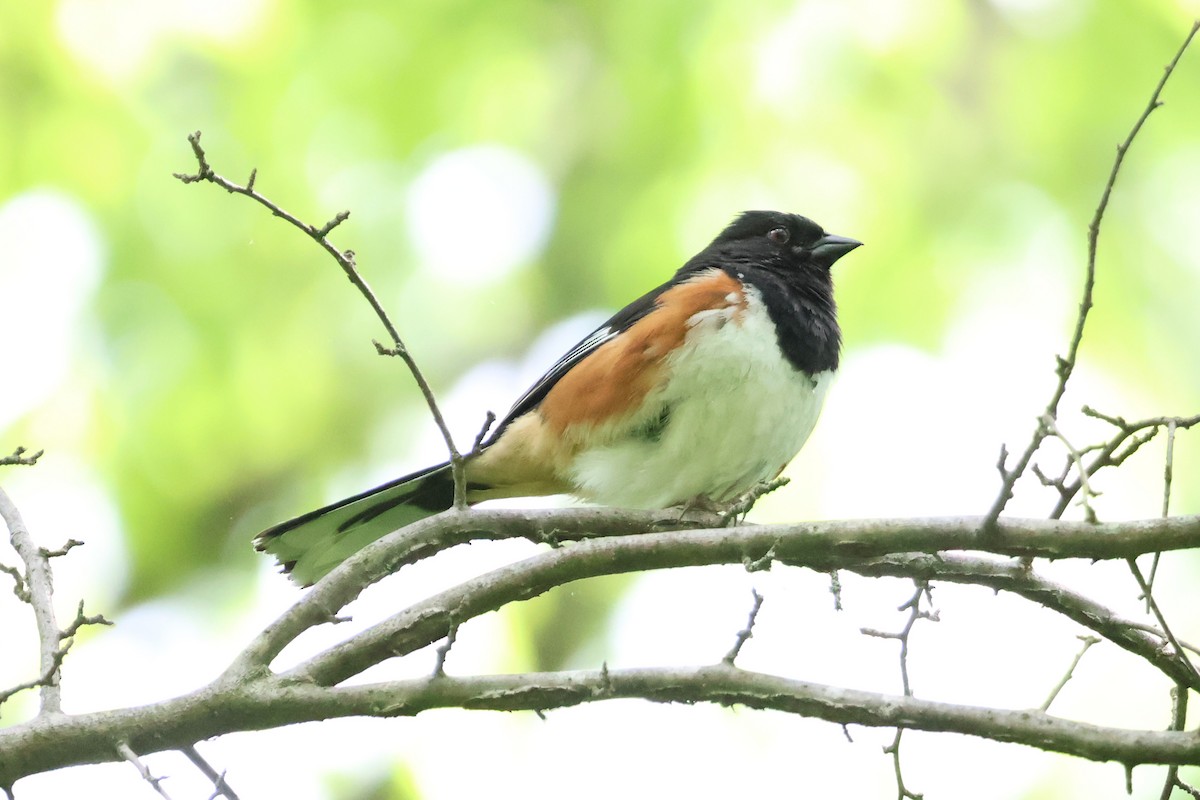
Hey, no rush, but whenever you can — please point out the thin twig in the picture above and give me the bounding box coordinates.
[433,622,458,678]
[181,744,242,800]
[1125,621,1200,660]
[471,411,497,454]
[1159,685,1190,800]
[0,664,63,712]
[985,21,1200,524]
[1126,559,1199,685]
[117,742,174,799]
[0,561,27,602]
[829,570,843,611]
[60,598,114,640]
[1146,419,1179,604]
[863,582,936,799]
[0,486,65,714]
[1040,635,1100,712]
[723,589,765,665]
[861,582,937,697]
[1,600,113,712]
[40,538,83,559]
[1049,410,1199,520]
[1041,415,1100,523]
[883,728,924,800]
[175,131,470,508]
[0,447,43,467]
[1162,419,1178,520]
[1173,782,1200,800]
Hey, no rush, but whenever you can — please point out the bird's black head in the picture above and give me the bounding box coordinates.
[687,210,859,375]
[710,210,862,273]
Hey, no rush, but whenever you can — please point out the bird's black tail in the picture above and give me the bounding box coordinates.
[255,462,456,585]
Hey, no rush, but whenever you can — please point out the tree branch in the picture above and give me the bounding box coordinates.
[280,512,1200,688]
[219,509,1200,687]
[849,552,1200,690]
[173,131,471,508]
[0,448,43,467]
[7,663,1200,786]
[986,20,1200,524]
[0,486,66,714]
[1,510,1199,786]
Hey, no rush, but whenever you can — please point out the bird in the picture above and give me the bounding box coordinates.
[256,210,861,585]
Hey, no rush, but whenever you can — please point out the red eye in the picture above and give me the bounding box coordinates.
[767,227,790,244]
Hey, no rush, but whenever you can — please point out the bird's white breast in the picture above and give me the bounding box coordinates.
[568,285,833,508]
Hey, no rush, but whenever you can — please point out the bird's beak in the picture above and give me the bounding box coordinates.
[809,234,862,268]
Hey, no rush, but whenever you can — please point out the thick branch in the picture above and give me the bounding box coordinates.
[2,511,1199,787]
[6,664,1200,787]
[227,506,723,677]
[228,510,1200,681]
[279,512,1200,687]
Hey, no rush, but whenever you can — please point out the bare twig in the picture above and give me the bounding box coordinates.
[883,729,923,800]
[0,447,43,467]
[1159,685,1191,800]
[1172,782,1200,800]
[175,131,470,508]
[60,599,114,640]
[433,623,458,678]
[862,582,936,799]
[852,551,1200,691]
[1126,559,1199,684]
[181,744,242,800]
[1041,415,1100,523]
[1,601,112,713]
[1049,410,1200,520]
[829,570,843,611]
[1146,418,1180,606]
[0,665,62,712]
[471,411,497,454]
[861,582,937,697]
[40,538,84,559]
[985,21,1200,524]
[1161,419,1178,520]
[0,561,27,602]
[117,742,174,799]
[1125,621,1200,660]
[0,486,65,714]
[1040,635,1100,712]
[723,589,765,665]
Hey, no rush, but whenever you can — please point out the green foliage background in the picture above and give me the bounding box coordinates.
[2,1,1199,797]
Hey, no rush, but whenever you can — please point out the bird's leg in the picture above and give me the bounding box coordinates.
[720,477,792,526]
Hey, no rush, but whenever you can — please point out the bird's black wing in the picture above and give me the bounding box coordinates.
[484,279,674,444]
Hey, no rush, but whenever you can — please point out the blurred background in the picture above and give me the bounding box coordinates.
[2,0,1200,797]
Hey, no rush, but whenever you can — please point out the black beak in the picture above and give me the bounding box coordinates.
[809,234,862,268]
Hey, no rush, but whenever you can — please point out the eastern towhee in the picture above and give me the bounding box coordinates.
[257,210,861,584]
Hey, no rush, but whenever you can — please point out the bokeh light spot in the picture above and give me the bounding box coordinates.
[405,145,556,286]
[0,190,103,426]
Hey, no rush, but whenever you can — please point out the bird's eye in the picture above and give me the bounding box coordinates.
[767,227,790,244]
